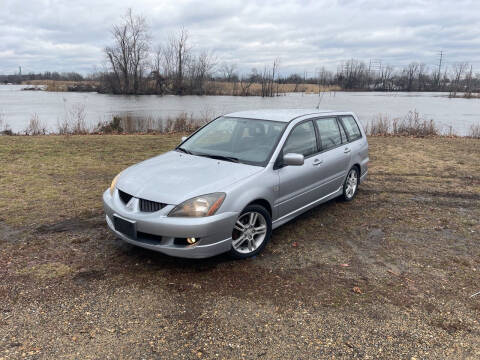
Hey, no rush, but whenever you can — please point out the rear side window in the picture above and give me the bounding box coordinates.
[340,116,362,141]
[338,120,348,143]
[315,117,342,151]
[283,121,317,157]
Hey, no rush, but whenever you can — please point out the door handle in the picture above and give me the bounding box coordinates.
[344,147,351,154]
[313,158,323,166]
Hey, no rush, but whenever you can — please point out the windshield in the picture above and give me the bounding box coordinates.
[178,117,287,166]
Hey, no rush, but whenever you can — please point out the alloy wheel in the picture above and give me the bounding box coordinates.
[232,211,267,254]
[345,169,358,199]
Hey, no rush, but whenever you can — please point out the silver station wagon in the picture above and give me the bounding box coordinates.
[103,109,369,259]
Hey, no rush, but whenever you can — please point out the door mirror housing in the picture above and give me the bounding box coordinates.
[283,153,304,166]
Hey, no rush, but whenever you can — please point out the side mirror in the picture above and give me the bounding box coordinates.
[283,153,304,166]
[181,136,187,142]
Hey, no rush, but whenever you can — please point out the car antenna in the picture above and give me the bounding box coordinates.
[315,90,325,110]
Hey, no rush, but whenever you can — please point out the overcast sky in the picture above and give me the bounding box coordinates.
[1,0,480,76]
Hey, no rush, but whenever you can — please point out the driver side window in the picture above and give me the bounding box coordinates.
[283,121,317,157]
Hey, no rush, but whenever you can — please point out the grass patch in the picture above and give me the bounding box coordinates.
[1,134,479,358]
[0,134,182,226]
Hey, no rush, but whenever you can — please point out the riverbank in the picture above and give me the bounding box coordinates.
[2,110,480,138]
[0,135,479,358]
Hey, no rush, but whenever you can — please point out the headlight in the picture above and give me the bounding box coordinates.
[168,193,226,217]
[109,173,120,196]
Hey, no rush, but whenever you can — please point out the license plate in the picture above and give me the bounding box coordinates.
[113,216,136,239]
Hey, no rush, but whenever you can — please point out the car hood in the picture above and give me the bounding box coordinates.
[116,151,263,205]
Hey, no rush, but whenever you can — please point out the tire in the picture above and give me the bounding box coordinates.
[341,167,359,202]
[229,204,272,259]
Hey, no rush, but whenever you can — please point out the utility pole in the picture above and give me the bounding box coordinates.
[436,50,443,89]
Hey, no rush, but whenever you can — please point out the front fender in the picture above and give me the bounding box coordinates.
[219,169,278,219]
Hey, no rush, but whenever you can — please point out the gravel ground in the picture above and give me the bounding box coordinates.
[0,135,479,359]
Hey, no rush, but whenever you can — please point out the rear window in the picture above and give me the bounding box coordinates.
[340,116,362,141]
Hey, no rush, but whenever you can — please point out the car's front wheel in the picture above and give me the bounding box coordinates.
[229,204,272,259]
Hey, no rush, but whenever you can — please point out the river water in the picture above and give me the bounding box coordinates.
[0,84,478,135]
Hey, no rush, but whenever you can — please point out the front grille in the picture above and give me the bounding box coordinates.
[118,189,133,204]
[118,189,165,212]
[140,198,166,212]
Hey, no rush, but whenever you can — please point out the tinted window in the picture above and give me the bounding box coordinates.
[315,117,342,151]
[283,121,317,157]
[338,120,348,143]
[341,116,362,141]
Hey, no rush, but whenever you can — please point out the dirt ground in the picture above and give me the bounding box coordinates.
[0,135,479,359]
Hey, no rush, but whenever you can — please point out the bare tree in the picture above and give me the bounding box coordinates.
[403,62,420,91]
[161,27,192,94]
[260,59,280,97]
[239,75,254,96]
[378,65,394,90]
[220,63,237,81]
[416,63,428,91]
[151,46,166,93]
[317,67,333,86]
[104,9,150,94]
[450,62,468,97]
[464,65,474,98]
[187,50,217,94]
[337,59,368,89]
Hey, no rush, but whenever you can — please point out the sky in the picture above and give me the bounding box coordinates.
[1,0,480,76]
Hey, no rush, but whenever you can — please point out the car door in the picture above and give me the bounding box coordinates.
[314,117,352,197]
[275,120,323,218]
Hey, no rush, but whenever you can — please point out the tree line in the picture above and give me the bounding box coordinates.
[0,72,84,84]
[324,59,480,95]
[99,10,480,96]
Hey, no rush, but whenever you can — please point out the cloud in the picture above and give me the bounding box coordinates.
[1,0,479,75]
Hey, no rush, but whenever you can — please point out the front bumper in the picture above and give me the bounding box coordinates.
[103,189,238,259]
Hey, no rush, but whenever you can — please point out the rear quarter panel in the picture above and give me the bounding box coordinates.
[350,113,369,178]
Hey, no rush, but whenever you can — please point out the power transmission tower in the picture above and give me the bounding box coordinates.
[368,59,382,88]
[436,50,443,88]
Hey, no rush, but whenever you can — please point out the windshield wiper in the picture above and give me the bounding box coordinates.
[198,154,240,163]
[176,147,193,155]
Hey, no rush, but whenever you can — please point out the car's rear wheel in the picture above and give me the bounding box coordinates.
[341,167,359,201]
[229,204,272,259]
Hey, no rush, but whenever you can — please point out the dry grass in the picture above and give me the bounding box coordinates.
[0,134,477,229]
[366,110,438,137]
[469,123,480,138]
[56,103,90,134]
[0,134,181,226]
[0,112,12,135]
[206,81,340,96]
[21,79,341,95]
[24,113,48,135]
[0,135,479,358]
[94,112,210,134]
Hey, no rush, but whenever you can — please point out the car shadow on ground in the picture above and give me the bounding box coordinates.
[109,195,346,272]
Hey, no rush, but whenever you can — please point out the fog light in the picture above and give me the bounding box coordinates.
[187,237,196,244]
